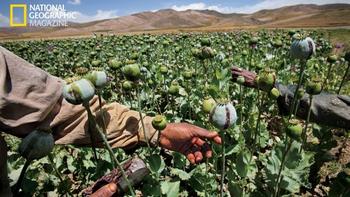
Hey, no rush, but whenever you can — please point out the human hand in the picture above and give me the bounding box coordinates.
[231,66,257,88]
[159,123,221,164]
[90,183,118,197]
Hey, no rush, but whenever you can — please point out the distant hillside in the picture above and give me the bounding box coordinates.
[1,3,350,39]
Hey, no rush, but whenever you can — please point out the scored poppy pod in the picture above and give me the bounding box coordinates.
[210,100,237,130]
[63,79,95,105]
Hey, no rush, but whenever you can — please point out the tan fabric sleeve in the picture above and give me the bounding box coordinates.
[0,46,158,148]
[52,96,159,148]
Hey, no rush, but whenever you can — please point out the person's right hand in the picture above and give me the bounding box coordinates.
[159,123,221,164]
[90,183,118,197]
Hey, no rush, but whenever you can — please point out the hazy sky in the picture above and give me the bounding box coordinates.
[0,0,349,26]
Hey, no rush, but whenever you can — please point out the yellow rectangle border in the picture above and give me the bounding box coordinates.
[10,4,27,27]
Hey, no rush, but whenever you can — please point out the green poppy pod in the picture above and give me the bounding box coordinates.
[122,64,141,81]
[152,115,167,130]
[270,88,280,99]
[122,80,133,91]
[327,55,338,64]
[18,130,54,161]
[236,76,245,85]
[257,69,276,92]
[306,78,322,95]
[286,119,303,141]
[202,98,216,114]
[85,71,108,88]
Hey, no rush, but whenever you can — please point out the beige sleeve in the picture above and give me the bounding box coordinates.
[0,46,158,149]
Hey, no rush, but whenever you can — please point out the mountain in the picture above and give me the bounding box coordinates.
[1,4,350,39]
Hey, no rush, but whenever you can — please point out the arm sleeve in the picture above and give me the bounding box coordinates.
[0,46,158,148]
[276,83,350,129]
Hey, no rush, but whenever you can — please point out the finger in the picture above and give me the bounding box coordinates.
[194,151,203,163]
[186,153,196,164]
[90,183,117,197]
[191,125,220,140]
[191,137,205,146]
[213,136,222,144]
[202,143,212,158]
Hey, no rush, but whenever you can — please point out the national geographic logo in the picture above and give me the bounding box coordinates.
[9,3,76,27]
[10,4,27,27]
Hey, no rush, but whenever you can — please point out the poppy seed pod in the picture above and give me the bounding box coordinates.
[85,71,108,88]
[257,69,276,92]
[327,55,338,64]
[201,47,215,59]
[270,88,280,99]
[109,59,122,70]
[18,130,54,161]
[290,37,315,60]
[191,48,201,58]
[183,70,193,80]
[160,66,168,74]
[122,80,133,91]
[286,119,303,141]
[297,88,305,99]
[202,97,216,114]
[122,63,141,81]
[200,38,211,47]
[237,76,245,85]
[210,101,237,130]
[152,115,167,130]
[168,81,180,95]
[63,79,95,105]
[306,78,322,95]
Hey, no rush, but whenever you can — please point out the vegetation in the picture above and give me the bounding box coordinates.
[2,29,350,196]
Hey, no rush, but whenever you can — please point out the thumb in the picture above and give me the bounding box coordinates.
[90,183,118,197]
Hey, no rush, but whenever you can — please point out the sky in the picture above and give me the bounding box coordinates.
[0,0,349,27]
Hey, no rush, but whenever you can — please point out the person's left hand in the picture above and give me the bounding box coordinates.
[159,123,222,164]
[90,183,117,197]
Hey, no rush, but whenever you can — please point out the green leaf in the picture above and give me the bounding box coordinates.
[147,154,165,174]
[228,181,244,197]
[236,150,257,179]
[170,168,192,180]
[263,140,314,193]
[161,181,180,197]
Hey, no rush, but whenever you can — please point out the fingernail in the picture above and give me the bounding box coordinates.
[108,183,117,193]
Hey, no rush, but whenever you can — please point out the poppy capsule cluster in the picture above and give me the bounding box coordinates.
[210,100,238,130]
[290,36,316,60]
[63,71,109,105]
[63,79,95,105]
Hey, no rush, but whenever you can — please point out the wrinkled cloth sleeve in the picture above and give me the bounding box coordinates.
[275,83,350,129]
[0,46,158,148]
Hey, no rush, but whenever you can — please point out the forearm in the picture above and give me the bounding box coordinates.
[52,95,158,148]
[232,66,350,129]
